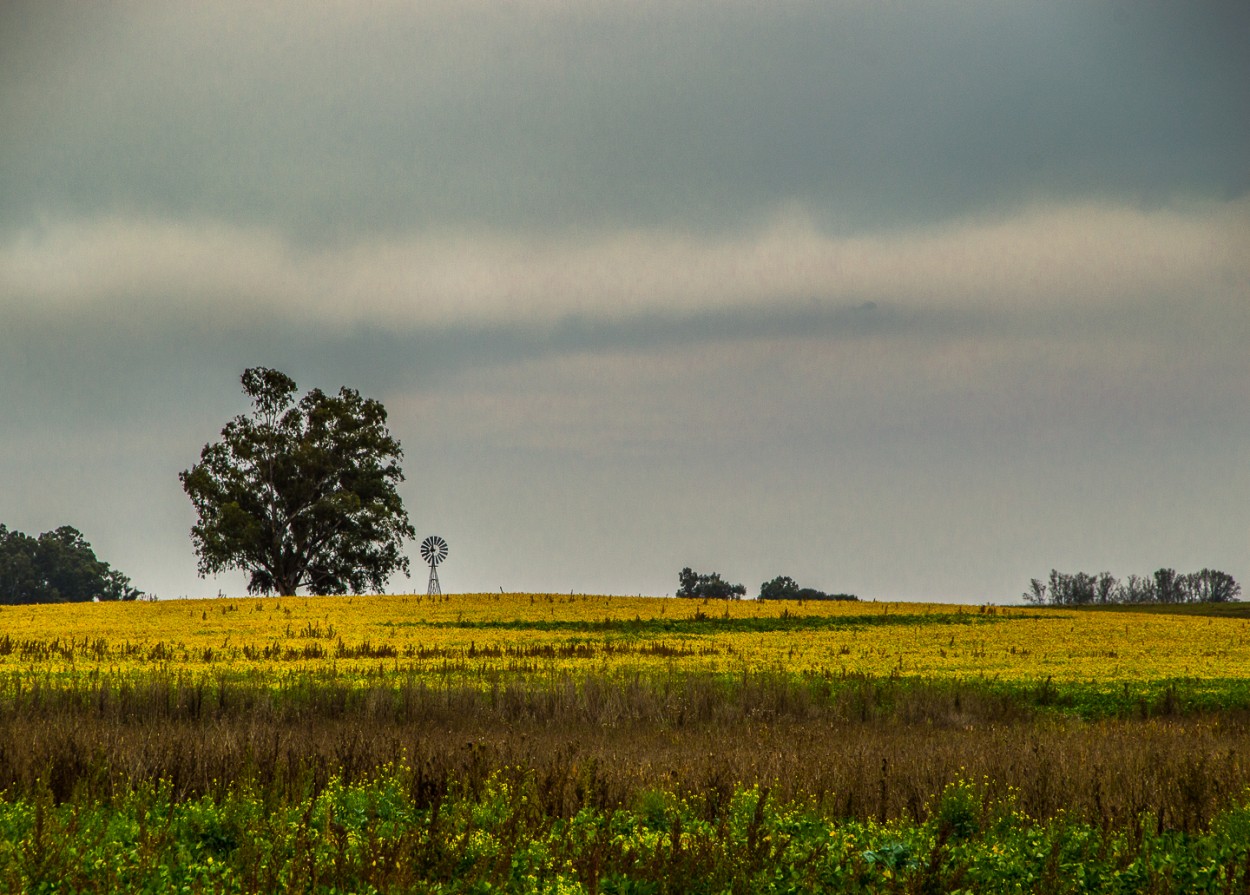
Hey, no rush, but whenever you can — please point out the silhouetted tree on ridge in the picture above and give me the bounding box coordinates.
[0,524,142,604]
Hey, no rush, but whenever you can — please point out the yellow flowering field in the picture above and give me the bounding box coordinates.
[2,593,1248,689]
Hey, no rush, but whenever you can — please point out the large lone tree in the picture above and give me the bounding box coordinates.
[180,367,415,596]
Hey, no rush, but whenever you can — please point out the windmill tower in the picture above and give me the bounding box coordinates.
[420,535,448,596]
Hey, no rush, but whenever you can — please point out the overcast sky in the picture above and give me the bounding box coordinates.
[3,1,1248,602]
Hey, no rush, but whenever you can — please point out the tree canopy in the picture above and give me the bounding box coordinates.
[677,567,746,600]
[0,524,142,604]
[758,575,800,601]
[180,367,415,596]
[758,575,858,601]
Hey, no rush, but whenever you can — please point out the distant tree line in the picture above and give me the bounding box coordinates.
[677,568,858,601]
[1023,568,1240,607]
[0,525,142,604]
[758,575,858,602]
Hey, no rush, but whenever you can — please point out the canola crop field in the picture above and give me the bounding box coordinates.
[4,592,1250,691]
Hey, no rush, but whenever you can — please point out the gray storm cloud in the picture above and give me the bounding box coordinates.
[3,2,1248,238]
[2,1,1248,601]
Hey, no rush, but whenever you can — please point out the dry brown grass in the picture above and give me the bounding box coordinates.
[2,672,1247,834]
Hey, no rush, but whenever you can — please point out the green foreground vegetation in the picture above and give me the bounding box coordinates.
[4,667,1250,893]
[4,770,1250,895]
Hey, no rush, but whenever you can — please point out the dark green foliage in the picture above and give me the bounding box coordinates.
[759,575,858,601]
[797,588,857,601]
[677,567,746,600]
[1024,568,1240,606]
[180,367,415,596]
[758,575,799,600]
[0,524,141,604]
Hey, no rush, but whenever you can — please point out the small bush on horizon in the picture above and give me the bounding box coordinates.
[759,574,858,601]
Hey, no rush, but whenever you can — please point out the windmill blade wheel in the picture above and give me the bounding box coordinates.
[420,535,448,566]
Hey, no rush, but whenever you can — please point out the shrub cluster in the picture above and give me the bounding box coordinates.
[676,567,746,600]
[758,574,858,602]
[678,569,858,601]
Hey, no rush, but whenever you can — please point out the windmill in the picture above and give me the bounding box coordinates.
[420,535,449,596]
